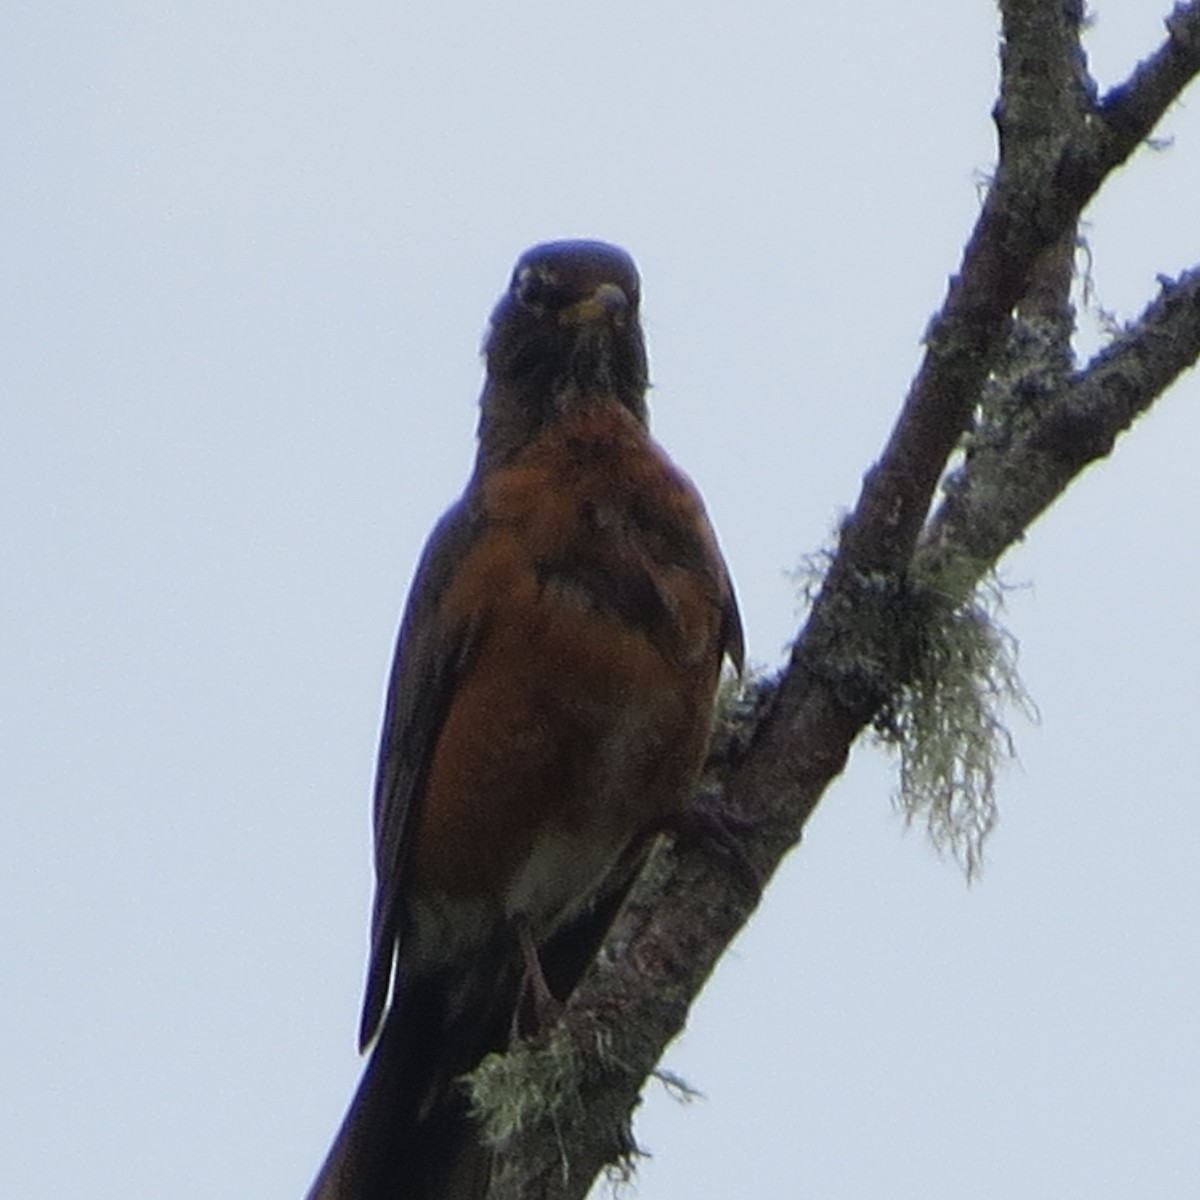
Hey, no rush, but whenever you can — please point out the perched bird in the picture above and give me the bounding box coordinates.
[307,240,743,1199]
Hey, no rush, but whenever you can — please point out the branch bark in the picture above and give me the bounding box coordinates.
[921,268,1200,591]
[474,6,1200,1196]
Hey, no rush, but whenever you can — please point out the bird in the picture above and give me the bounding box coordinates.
[307,239,743,1199]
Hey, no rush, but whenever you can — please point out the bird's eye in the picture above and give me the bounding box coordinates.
[513,265,566,312]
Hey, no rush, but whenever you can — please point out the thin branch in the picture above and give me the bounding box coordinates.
[921,267,1200,586]
[1094,2,1200,157]
[834,0,1090,580]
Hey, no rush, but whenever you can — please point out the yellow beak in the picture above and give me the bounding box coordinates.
[557,282,630,326]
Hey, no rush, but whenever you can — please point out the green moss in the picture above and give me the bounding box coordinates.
[467,1025,586,1148]
[873,576,1035,877]
[465,1017,625,1150]
[465,1016,641,1185]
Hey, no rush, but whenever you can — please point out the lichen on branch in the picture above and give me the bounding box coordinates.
[872,578,1036,876]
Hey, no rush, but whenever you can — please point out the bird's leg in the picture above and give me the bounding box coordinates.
[511,916,564,1041]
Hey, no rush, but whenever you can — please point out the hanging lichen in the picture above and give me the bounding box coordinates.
[872,576,1036,876]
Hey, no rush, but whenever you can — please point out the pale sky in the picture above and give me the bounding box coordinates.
[4,3,1199,1197]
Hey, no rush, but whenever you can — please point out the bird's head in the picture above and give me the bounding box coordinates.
[478,240,649,460]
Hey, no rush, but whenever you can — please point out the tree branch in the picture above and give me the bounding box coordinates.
[1094,1,1200,159]
[921,267,1200,588]
[831,0,1091,580]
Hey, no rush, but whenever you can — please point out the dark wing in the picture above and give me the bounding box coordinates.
[358,497,481,1050]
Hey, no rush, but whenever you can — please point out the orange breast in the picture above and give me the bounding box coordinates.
[408,399,730,938]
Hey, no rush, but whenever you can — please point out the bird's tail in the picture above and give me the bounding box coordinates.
[306,864,645,1200]
[305,964,518,1200]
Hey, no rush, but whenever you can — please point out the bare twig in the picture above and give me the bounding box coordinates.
[922,268,1200,586]
[1093,1,1200,160]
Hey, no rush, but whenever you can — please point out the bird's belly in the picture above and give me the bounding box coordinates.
[503,821,631,933]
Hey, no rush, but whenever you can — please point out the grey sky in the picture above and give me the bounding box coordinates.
[3,3,1198,1197]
